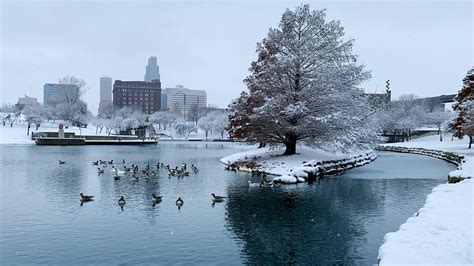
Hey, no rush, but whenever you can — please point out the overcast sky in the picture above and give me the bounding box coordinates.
[1,0,472,114]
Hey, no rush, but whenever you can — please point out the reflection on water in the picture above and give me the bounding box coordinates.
[0,144,455,264]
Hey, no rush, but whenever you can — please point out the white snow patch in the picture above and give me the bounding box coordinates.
[378,179,473,264]
[273,175,297,184]
[378,134,474,264]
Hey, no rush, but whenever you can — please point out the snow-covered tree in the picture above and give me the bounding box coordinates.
[426,108,455,141]
[187,104,203,125]
[90,116,105,135]
[198,114,214,140]
[45,105,60,123]
[377,94,429,141]
[98,104,117,119]
[228,5,375,154]
[450,68,474,149]
[0,104,15,126]
[22,103,45,135]
[55,75,89,125]
[73,111,92,135]
[212,112,229,139]
[175,121,197,139]
[150,111,179,130]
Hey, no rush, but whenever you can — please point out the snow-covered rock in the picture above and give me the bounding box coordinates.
[221,145,377,183]
[273,175,297,184]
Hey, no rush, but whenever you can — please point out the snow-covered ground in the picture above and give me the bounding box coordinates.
[221,145,375,183]
[378,134,473,265]
[152,126,228,141]
[0,121,229,145]
[0,122,102,145]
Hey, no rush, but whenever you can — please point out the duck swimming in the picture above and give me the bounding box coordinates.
[59,160,66,164]
[80,193,94,202]
[151,193,163,203]
[211,193,226,202]
[175,197,184,209]
[118,196,126,205]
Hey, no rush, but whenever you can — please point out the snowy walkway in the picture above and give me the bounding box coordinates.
[378,135,473,265]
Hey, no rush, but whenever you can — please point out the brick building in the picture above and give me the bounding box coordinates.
[113,80,161,114]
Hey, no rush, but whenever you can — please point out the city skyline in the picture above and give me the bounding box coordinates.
[1,1,472,114]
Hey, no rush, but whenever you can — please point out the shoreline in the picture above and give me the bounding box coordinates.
[376,137,473,265]
[220,146,377,184]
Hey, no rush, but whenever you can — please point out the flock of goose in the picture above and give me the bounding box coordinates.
[60,159,226,210]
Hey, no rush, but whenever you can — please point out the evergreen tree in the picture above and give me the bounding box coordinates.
[450,68,474,148]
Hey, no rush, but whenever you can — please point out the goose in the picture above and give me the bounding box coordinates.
[175,197,184,208]
[111,166,126,176]
[59,160,66,165]
[118,196,126,205]
[80,193,94,202]
[113,174,120,181]
[97,168,104,174]
[122,159,126,164]
[92,161,99,166]
[151,193,163,203]
[108,160,114,165]
[211,193,226,202]
[248,180,260,188]
[260,179,273,188]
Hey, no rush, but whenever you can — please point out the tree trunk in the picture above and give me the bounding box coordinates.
[469,136,472,149]
[283,134,297,155]
[27,123,31,135]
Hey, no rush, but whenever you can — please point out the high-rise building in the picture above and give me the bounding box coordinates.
[113,80,161,114]
[164,85,207,114]
[43,83,79,106]
[100,76,112,100]
[98,76,113,115]
[144,56,160,82]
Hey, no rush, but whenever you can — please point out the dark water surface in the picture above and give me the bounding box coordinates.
[0,143,455,264]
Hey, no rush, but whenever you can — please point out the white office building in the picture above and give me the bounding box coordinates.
[164,85,207,114]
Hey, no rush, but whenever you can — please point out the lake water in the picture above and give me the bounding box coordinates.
[0,142,455,264]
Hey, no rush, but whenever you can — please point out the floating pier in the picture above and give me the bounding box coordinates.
[33,131,158,146]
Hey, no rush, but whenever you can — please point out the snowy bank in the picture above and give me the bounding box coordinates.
[379,135,473,182]
[378,179,473,265]
[0,122,107,145]
[377,135,474,264]
[220,146,376,183]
